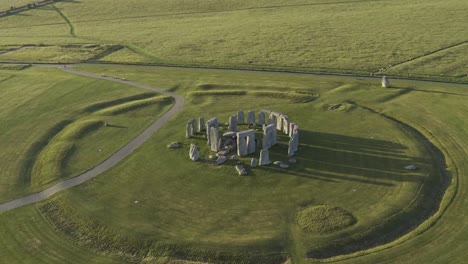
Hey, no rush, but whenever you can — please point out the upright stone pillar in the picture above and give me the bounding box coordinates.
[198,117,205,132]
[185,118,195,138]
[247,110,255,125]
[258,111,265,125]
[382,76,390,88]
[259,149,270,166]
[237,110,245,124]
[247,133,256,154]
[237,136,247,156]
[206,117,218,145]
[210,126,220,152]
[228,115,238,132]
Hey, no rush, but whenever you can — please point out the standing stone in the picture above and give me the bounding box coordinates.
[198,117,205,132]
[247,110,255,125]
[236,130,255,156]
[289,123,296,137]
[246,132,256,154]
[275,114,283,131]
[237,136,247,156]
[206,117,218,145]
[288,138,296,157]
[382,76,390,88]
[228,115,238,132]
[262,124,276,149]
[185,118,196,138]
[186,123,192,138]
[269,113,278,126]
[258,111,265,125]
[237,110,245,124]
[259,149,270,166]
[293,131,299,152]
[210,126,220,152]
[272,125,277,145]
[282,116,290,135]
[251,158,258,167]
[189,144,199,161]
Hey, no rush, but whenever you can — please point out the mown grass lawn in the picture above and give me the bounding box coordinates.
[0,66,173,202]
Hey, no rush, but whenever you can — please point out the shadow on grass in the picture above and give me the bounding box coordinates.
[107,124,127,129]
[379,86,468,102]
[247,130,429,187]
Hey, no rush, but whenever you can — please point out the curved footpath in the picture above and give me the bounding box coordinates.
[0,67,185,213]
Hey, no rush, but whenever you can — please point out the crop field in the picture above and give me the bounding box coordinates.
[0,0,467,81]
[0,0,32,10]
[0,0,467,263]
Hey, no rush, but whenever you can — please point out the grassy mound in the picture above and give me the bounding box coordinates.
[96,95,173,115]
[297,205,356,234]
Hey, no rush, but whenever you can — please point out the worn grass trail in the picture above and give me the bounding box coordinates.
[0,66,183,212]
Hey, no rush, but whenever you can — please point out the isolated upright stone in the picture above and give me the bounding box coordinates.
[189,144,199,161]
[247,110,255,125]
[210,126,220,152]
[259,149,270,166]
[198,117,205,132]
[258,111,265,125]
[237,110,245,124]
[382,76,390,88]
[228,115,238,132]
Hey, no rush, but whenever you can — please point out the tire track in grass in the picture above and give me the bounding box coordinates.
[0,67,185,213]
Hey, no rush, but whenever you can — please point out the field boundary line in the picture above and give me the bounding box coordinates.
[375,40,468,74]
[51,4,76,37]
[0,67,184,213]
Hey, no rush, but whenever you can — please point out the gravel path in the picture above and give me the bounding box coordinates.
[0,67,184,213]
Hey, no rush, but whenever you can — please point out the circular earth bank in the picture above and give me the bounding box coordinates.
[43,97,439,261]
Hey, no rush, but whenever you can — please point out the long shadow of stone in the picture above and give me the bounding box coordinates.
[258,130,428,185]
[303,107,451,259]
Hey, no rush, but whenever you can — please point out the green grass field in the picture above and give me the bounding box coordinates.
[0,64,464,263]
[0,0,33,10]
[1,0,468,263]
[0,0,467,81]
[0,66,173,202]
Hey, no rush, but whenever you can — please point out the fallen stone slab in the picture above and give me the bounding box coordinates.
[216,155,228,165]
[168,142,182,149]
[235,165,248,176]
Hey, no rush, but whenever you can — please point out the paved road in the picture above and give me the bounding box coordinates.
[1,61,467,87]
[0,67,185,213]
